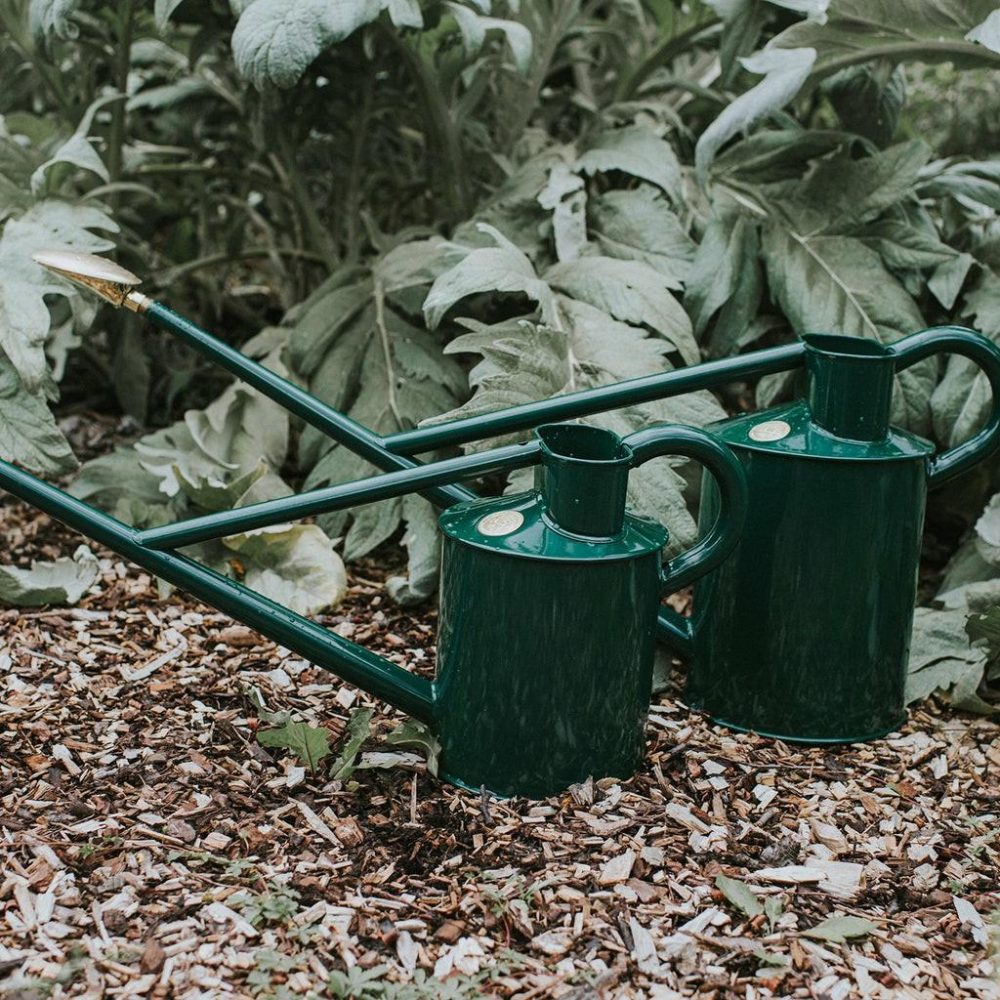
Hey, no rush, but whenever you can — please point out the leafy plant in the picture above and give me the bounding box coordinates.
[256,720,333,772]
[2,0,1000,705]
[0,544,98,606]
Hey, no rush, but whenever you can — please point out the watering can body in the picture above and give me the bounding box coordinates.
[435,493,665,797]
[431,422,746,797]
[682,329,1000,743]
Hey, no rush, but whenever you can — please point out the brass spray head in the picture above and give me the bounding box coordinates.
[31,249,150,313]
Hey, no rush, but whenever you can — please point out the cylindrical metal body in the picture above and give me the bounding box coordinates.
[688,421,930,742]
[434,493,667,797]
[687,333,936,742]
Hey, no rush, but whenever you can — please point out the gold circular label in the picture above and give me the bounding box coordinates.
[476,510,525,537]
[748,419,791,443]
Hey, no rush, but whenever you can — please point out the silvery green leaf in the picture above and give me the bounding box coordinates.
[154,0,188,31]
[577,125,682,201]
[223,523,348,616]
[685,206,763,357]
[0,201,116,389]
[588,188,694,281]
[823,63,905,148]
[445,3,532,72]
[385,0,422,27]
[907,606,993,714]
[385,495,441,606]
[966,8,1000,53]
[385,719,441,775]
[424,224,557,328]
[695,47,817,184]
[257,720,332,772]
[772,0,1000,66]
[803,915,878,943]
[232,0,386,88]
[544,257,698,364]
[919,161,1000,212]
[331,707,374,779]
[928,252,974,310]
[301,294,464,559]
[715,874,764,918]
[537,161,587,263]
[0,352,76,475]
[30,0,79,40]
[30,134,109,195]
[761,224,932,432]
[861,219,958,271]
[0,545,98,607]
[794,140,930,232]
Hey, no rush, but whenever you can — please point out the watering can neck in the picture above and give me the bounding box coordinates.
[804,334,895,442]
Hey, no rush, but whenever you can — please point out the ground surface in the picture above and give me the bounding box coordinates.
[1,490,999,1000]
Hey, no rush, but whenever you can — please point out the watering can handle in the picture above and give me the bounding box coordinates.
[624,426,748,594]
[890,326,1000,486]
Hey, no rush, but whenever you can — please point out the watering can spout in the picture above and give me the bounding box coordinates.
[0,457,436,722]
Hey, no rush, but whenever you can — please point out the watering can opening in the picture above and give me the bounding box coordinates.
[803,333,896,442]
[535,424,633,538]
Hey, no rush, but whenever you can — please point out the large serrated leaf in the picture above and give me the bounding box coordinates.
[761,223,933,432]
[695,47,817,183]
[0,352,77,475]
[544,257,698,364]
[223,523,348,616]
[587,188,694,281]
[685,206,763,357]
[257,720,332,772]
[0,201,116,390]
[576,125,682,201]
[907,606,993,715]
[424,224,557,329]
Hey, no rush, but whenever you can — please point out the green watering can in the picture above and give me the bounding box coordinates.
[669,329,1000,743]
[1,256,748,798]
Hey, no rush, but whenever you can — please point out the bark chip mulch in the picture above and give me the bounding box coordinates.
[1,497,998,999]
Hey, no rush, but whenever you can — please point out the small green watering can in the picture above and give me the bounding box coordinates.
[1,414,746,798]
[665,328,1000,743]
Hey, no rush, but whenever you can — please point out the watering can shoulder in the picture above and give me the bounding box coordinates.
[711,402,935,462]
[439,491,669,562]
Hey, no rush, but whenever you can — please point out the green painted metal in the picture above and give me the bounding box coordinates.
[0,419,746,797]
[678,327,1000,743]
[137,441,542,550]
[433,422,746,797]
[0,457,437,721]
[142,301,475,509]
[142,296,803,487]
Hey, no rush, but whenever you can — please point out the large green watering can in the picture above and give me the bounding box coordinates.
[2,251,750,797]
[0,421,745,797]
[673,330,1000,743]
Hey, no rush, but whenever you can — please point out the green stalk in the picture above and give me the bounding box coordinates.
[614,18,720,103]
[271,111,339,271]
[107,0,135,209]
[393,32,470,224]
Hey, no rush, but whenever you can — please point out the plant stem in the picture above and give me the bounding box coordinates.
[107,0,135,210]
[615,17,720,103]
[271,109,339,272]
[154,247,327,287]
[392,31,470,225]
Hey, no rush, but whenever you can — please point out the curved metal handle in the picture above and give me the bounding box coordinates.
[623,425,748,593]
[889,326,1000,486]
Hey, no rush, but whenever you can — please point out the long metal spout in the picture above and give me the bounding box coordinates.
[0,457,435,722]
[32,250,150,312]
